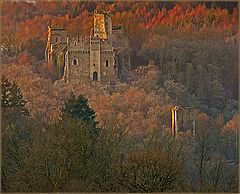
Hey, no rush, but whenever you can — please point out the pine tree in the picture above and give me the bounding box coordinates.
[61,92,96,124]
[1,76,29,116]
[1,76,12,108]
[60,92,99,139]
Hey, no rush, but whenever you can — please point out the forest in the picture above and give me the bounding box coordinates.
[1,1,239,192]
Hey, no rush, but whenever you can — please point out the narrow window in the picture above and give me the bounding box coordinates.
[73,58,77,65]
[106,60,108,67]
[93,72,98,81]
[55,37,58,42]
[93,63,96,67]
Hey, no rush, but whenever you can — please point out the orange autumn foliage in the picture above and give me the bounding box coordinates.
[1,62,173,136]
[2,2,238,54]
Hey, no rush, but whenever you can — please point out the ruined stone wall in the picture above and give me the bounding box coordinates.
[105,13,112,42]
[99,37,118,84]
[66,50,90,83]
[112,28,129,49]
[46,27,68,63]
[94,12,107,39]
[176,107,196,132]
[49,27,68,44]
[100,50,117,84]
[93,11,112,40]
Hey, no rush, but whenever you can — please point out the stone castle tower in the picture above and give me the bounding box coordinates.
[45,10,131,85]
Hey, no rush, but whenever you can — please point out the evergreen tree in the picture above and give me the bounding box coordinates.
[61,92,96,122]
[60,92,99,142]
[1,76,12,108]
[1,76,29,116]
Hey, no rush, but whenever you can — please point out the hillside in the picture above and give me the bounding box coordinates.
[1,1,239,192]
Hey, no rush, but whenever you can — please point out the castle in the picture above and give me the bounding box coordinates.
[45,10,131,85]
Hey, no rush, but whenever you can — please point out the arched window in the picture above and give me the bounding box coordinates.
[106,60,108,67]
[55,37,58,42]
[93,72,98,81]
[72,58,78,65]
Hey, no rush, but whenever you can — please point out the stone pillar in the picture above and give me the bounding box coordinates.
[128,54,131,67]
[63,51,70,83]
[192,120,196,136]
[175,108,178,135]
[171,106,179,136]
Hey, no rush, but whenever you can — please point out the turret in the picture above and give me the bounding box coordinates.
[93,10,112,41]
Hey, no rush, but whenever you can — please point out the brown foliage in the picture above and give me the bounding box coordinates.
[91,86,172,136]
[1,61,173,136]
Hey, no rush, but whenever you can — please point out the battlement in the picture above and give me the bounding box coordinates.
[90,36,101,42]
[94,10,111,16]
[91,40,100,45]
[68,37,90,50]
[49,26,66,31]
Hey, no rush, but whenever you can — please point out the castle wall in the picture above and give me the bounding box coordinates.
[112,28,129,49]
[46,27,68,64]
[68,37,90,50]
[105,13,112,43]
[49,27,68,44]
[90,38,101,81]
[177,108,195,132]
[100,39,112,50]
[65,37,118,84]
[100,50,117,84]
[67,50,90,83]
[47,10,127,85]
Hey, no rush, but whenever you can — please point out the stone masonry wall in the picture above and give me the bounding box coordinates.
[100,50,117,84]
[67,50,90,83]
[48,11,126,85]
[90,38,101,81]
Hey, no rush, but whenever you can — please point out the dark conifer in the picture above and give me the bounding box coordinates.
[60,92,99,139]
[61,92,96,123]
[1,76,11,108]
[1,76,29,116]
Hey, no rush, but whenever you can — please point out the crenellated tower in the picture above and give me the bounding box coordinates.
[89,10,115,82]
